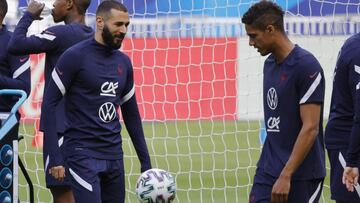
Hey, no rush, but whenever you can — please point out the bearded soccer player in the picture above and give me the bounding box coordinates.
[242,1,326,202]
[42,1,152,202]
[7,0,93,202]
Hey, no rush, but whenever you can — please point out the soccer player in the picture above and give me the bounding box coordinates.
[0,0,30,128]
[42,1,152,202]
[242,1,326,202]
[342,89,360,195]
[342,92,360,196]
[324,21,360,203]
[7,0,93,202]
[325,17,360,203]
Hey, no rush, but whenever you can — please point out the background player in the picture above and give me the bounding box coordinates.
[0,0,30,132]
[7,0,93,202]
[42,1,152,202]
[242,1,326,202]
[342,78,360,194]
[325,21,360,203]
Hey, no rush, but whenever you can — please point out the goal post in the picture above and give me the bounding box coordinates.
[5,0,359,202]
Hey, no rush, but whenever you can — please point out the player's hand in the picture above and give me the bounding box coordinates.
[271,174,291,203]
[27,0,45,20]
[49,166,65,182]
[342,167,359,192]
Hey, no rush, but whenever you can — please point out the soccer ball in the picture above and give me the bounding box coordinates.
[136,168,176,203]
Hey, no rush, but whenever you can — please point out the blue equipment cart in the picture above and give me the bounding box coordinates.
[0,89,33,203]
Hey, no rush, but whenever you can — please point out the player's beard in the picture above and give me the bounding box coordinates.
[102,25,125,50]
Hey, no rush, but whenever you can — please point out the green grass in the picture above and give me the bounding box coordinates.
[17,121,333,202]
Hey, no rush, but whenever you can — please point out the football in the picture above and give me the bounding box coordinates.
[136,168,176,203]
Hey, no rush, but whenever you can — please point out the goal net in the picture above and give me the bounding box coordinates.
[5,0,359,202]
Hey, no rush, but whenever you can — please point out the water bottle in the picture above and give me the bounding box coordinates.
[18,5,52,18]
[40,6,52,17]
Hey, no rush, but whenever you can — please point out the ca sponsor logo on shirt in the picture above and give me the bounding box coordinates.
[100,81,118,97]
[267,87,278,110]
[99,102,116,123]
[267,116,280,132]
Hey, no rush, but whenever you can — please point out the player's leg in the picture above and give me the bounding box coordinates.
[101,159,125,203]
[249,168,276,203]
[287,178,323,203]
[328,149,360,203]
[43,133,74,203]
[50,186,74,203]
[66,155,102,203]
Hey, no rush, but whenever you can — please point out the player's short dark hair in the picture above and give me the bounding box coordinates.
[241,0,285,33]
[74,0,91,15]
[96,0,128,20]
[0,0,8,19]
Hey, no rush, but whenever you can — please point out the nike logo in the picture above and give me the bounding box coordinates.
[19,57,28,63]
[309,72,318,78]
[56,67,63,75]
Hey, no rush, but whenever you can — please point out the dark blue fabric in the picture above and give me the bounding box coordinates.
[7,12,93,186]
[325,33,360,150]
[250,168,324,203]
[66,155,125,203]
[258,45,326,180]
[42,38,151,171]
[0,25,30,113]
[7,11,93,133]
[327,148,360,202]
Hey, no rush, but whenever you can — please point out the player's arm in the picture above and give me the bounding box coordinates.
[272,59,325,203]
[284,103,322,174]
[271,103,322,203]
[42,49,79,180]
[343,61,360,191]
[7,2,59,55]
[343,89,360,192]
[120,58,152,173]
[0,53,30,95]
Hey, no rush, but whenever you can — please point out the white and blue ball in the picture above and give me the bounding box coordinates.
[136,168,176,203]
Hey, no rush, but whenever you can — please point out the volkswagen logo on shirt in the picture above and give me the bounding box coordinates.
[267,87,278,110]
[99,102,116,123]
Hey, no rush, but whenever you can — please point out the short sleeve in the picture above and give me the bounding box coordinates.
[297,55,325,105]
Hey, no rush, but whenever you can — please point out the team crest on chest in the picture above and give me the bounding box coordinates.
[118,65,123,76]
